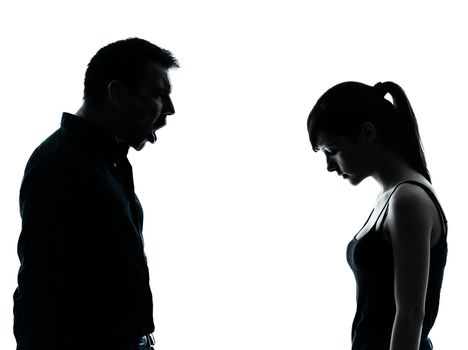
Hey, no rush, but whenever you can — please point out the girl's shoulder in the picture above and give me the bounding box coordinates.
[389,178,439,211]
[385,179,444,247]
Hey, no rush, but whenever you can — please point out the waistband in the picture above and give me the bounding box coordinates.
[133,333,155,346]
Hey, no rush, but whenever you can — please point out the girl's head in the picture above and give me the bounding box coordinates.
[307,81,430,183]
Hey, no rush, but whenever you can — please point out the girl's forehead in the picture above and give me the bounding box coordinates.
[316,132,344,148]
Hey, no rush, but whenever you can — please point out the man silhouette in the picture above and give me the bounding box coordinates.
[13,38,179,350]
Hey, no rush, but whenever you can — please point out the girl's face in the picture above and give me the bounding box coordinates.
[314,131,372,186]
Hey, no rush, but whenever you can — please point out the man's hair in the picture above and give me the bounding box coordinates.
[83,37,179,105]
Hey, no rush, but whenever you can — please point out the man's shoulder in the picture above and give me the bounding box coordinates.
[25,131,64,175]
[23,127,88,183]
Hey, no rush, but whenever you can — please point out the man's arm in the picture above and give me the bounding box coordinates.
[15,160,77,349]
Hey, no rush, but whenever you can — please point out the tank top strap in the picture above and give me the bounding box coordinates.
[378,180,448,237]
[371,181,410,227]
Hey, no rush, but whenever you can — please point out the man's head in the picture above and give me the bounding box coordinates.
[83,38,179,150]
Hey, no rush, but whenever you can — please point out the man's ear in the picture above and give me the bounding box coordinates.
[107,80,128,108]
[359,122,377,146]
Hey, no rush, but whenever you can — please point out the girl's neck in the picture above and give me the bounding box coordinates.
[370,149,425,192]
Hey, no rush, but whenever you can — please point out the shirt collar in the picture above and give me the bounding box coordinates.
[60,112,129,161]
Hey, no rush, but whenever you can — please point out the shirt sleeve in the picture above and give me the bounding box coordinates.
[14,155,83,348]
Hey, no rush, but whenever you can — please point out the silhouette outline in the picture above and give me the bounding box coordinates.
[307,81,447,350]
[13,38,179,350]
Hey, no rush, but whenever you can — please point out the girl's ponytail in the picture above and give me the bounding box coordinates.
[373,82,431,182]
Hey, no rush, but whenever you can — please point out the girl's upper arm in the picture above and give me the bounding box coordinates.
[386,184,434,315]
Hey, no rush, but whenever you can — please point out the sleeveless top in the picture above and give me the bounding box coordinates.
[346,180,448,350]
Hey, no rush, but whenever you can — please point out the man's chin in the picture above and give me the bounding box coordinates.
[133,134,159,151]
[132,140,148,151]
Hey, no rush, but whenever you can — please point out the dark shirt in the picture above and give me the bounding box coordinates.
[346,181,447,350]
[13,113,154,349]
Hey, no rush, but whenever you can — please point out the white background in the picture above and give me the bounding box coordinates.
[1,1,466,349]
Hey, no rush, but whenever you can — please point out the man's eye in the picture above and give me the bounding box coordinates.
[152,90,167,97]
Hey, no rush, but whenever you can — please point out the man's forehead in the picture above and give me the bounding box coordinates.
[144,62,171,87]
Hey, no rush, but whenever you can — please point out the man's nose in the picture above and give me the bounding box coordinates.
[164,95,175,115]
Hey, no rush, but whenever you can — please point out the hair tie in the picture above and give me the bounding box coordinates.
[373,82,387,97]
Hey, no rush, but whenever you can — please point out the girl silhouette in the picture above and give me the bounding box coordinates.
[307,81,447,350]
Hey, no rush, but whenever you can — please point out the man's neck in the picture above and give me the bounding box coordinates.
[75,102,117,138]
